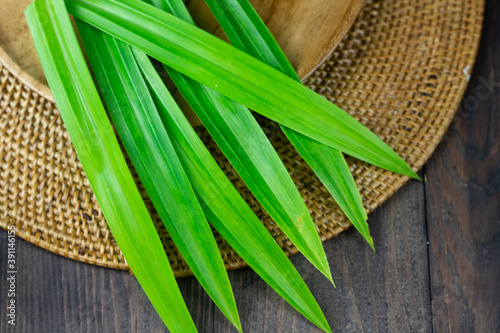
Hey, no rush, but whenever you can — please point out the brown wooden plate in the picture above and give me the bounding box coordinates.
[0,0,364,101]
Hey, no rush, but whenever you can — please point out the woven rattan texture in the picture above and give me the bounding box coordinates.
[0,0,484,276]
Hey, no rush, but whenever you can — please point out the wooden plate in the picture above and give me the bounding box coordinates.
[0,0,364,102]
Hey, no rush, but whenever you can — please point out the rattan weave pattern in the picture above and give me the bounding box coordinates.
[0,0,484,276]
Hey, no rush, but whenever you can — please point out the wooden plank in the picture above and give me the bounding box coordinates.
[0,236,214,332]
[424,0,500,331]
[0,178,429,332]
[214,179,430,332]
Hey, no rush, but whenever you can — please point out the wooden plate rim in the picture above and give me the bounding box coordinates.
[0,1,365,101]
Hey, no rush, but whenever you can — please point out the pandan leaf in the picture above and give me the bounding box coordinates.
[141,0,333,283]
[134,50,332,333]
[24,1,196,331]
[203,0,373,249]
[76,21,241,331]
[65,0,419,179]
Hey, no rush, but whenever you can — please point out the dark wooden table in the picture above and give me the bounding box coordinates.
[1,1,499,332]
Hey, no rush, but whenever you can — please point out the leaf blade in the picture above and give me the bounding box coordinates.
[65,0,419,179]
[203,0,373,248]
[134,49,332,333]
[76,22,241,331]
[24,1,196,331]
[142,0,332,282]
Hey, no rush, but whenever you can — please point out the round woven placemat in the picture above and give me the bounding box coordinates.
[0,0,483,276]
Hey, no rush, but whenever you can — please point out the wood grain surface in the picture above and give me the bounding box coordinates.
[424,0,500,331]
[1,1,499,332]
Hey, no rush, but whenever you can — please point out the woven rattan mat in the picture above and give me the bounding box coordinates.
[0,0,484,276]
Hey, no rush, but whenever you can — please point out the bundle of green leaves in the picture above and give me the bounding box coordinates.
[25,0,418,331]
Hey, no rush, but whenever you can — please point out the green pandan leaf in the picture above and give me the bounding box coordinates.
[65,0,419,179]
[76,22,241,331]
[134,49,332,333]
[203,0,373,249]
[141,0,333,283]
[25,1,196,331]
